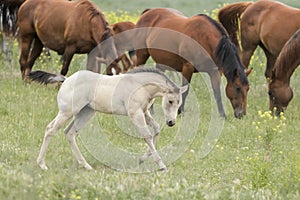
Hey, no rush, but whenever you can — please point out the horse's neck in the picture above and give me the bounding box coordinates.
[274,51,300,84]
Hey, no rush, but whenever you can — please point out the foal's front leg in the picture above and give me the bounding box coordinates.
[131,109,166,171]
[139,110,161,164]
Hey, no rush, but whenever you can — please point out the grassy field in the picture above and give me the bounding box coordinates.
[1,0,300,199]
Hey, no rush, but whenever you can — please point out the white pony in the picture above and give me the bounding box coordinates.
[29,67,188,171]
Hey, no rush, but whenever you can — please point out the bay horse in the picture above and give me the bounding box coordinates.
[268,29,300,115]
[100,21,136,75]
[18,0,119,80]
[28,67,188,171]
[134,8,251,118]
[218,0,300,79]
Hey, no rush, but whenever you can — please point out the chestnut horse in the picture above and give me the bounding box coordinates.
[135,8,251,118]
[218,0,300,79]
[18,0,119,80]
[268,29,300,115]
[105,21,136,74]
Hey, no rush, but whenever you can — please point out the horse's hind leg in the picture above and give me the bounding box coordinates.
[64,106,95,170]
[37,112,72,170]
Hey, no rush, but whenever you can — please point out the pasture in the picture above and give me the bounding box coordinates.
[1,0,300,199]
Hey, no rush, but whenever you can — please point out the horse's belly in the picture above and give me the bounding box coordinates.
[148,49,183,71]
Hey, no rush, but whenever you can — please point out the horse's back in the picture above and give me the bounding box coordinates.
[136,8,223,67]
[241,0,300,54]
[18,0,99,53]
[137,8,188,30]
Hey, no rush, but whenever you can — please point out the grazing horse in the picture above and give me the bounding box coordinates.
[18,0,119,80]
[109,21,136,74]
[268,29,300,115]
[218,0,300,79]
[134,8,251,118]
[28,67,188,171]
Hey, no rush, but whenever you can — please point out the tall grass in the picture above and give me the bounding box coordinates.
[1,3,300,199]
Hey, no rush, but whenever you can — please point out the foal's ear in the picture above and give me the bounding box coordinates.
[180,85,189,94]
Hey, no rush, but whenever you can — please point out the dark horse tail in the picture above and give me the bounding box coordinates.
[28,71,66,85]
[218,2,253,51]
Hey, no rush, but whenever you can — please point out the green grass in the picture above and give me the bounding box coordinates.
[1,1,300,199]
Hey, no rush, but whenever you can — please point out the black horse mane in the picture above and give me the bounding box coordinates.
[127,67,179,90]
[199,14,249,85]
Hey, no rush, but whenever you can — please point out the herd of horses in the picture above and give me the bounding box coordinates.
[0,0,297,118]
[2,0,300,170]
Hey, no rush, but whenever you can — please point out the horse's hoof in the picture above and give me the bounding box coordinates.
[160,167,167,172]
[84,164,93,170]
[39,164,49,171]
[220,113,226,119]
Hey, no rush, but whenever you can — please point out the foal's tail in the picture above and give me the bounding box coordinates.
[28,71,66,85]
[218,2,253,51]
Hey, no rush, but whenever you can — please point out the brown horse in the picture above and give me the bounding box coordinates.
[268,29,300,115]
[18,0,119,80]
[218,0,300,79]
[134,8,251,118]
[106,21,136,74]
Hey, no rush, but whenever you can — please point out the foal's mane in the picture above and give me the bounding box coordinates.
[198,14,248,85]
[273,30,300,83]
[127,67,179,90]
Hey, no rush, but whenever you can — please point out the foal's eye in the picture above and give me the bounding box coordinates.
[169,100,173,104]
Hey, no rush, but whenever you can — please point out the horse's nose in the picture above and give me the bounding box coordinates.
[166,120,175,127]
[234,111,245,119]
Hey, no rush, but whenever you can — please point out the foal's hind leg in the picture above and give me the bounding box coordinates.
[64,106,95,170]
[37,112,72,170]
[139,109,161,164]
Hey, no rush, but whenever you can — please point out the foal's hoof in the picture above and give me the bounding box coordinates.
[83,164,93,170]
[160,167,167,172]
[39,164,49,171]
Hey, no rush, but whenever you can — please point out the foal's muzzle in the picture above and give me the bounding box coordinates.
[166,120,175,127]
